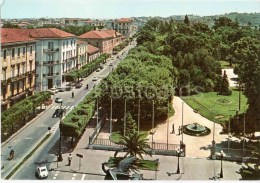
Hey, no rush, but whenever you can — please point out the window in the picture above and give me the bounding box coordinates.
[29,61,32,72]
[48,42,54,50]
[66,41,68,47]
[23,47,26,55]
[30,46,33,54]
[74,50,75,57]
[2,68,6,80]
[22,64,25,74]
[96,42,98,47]
[48,54,53,61]
[63,52,65,61]
[63,41,65,48]
[18,48,20,57]
[71,40,73,46]
[12,48,15,58]
[17,64,20,76]
[3,50,6,59]
[74,40,76,45]
[11,65,15,77]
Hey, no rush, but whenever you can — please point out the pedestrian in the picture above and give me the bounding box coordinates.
[93,85,96,88]
[86,84,88,90]
[72,91,74,98]
[9,149,14,160]
[172,123,175,134]
[68,154,72,166]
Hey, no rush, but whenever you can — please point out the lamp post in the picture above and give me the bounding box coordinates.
[176,149,181,174]
[220,151,224,178]
[58,102,63,161]
[151,100,155,149]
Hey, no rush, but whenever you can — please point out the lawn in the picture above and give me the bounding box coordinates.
[219,60,233,69]
[182,88,248,124]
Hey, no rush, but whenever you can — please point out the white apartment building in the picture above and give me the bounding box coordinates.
[22,28,77,91]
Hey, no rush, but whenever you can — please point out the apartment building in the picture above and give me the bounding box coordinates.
[87,45,100,62]
[103,30,123,47]
[78,30,114,55]
[1,28,36,111]
[110,18,134,38]
[21,28,77,91]
[76,40,88,69]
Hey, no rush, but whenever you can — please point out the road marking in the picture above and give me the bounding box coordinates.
[81,174,86,180]
[72,173,77,180]
[51,106,74,109]
[53,170,59,180]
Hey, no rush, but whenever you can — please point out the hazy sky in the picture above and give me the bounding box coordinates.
[1,0,260,19]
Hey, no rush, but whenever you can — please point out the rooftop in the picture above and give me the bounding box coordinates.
[1,28,35,44]
[22,28,76,38]
[87,45,100,54]
[78,30,113,39]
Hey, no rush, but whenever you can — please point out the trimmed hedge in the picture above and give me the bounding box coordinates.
[61,88,101,137]
[1,91,51,134]
[65,53,109,82]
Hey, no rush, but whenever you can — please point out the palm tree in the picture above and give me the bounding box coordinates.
[114,131,151,159]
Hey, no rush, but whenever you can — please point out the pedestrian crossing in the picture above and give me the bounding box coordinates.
[51,105,74,110]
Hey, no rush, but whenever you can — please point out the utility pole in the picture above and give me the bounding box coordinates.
[238,81,241,111]
[124,99,126,137]
[228,115,231,151]
[181,102,184,143]
[167,100,169,150]
[96,97,98,129]
[109,96,113,134]
[138,98,140,132]
[152,100,154,149]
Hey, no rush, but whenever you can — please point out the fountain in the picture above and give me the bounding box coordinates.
[183,123,211,136]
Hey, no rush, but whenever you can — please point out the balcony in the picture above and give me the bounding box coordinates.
[68,56,76,60]
[43,48,59,53]
[43,73,59,78]
[27,70,36,75]
[43,60,60,65]
[10,74,27,82]
[11,91,27,101]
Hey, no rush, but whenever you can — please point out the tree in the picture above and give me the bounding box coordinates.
[218,70,232,95]
[2,22,20,28]
[115,131,151,159]
[184,15,190,26]
[125,112,137,137]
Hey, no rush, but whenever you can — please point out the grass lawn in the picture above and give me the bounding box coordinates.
[107,157,159,171]
[220,60,233,69]
[182,88,248,124]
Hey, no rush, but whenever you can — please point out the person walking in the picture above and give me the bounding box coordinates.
[72,91,74,98]
[68,154,72,166]
[86,84,88,90]
[172,123,175,134]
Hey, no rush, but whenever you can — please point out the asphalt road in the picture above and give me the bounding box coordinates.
[3,41,136,180]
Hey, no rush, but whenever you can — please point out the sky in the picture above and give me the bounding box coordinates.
[1,0,260,19]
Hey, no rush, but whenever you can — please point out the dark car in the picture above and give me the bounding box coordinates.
[52,109,65,118]
[75,83,83,88]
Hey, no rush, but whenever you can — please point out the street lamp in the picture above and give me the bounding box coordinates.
[58,101,63,161]
[220,150,224,178]
[176,149,182,174]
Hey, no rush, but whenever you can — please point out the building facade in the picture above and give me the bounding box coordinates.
[87,45,100,62]
[1,28,36,111]
[21,28,77,91]
[110,18,134,38]
[78,30,114,55]
[77,40,88,69]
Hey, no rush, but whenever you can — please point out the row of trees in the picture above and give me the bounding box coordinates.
[65,53,109,82]
[1,92,51,140]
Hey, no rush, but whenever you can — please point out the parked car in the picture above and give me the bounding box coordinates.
[75,82,83,88]
[92,77,98,81]
[47,88,58,95]
[57,87,64,92]
[109,63,113,66]
[96,68,101,72]
[55,97,63,103]
[36,165,48,179]
[64,86,72,91]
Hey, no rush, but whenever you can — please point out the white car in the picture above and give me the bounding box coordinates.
[47,88,58,95]
[92,77,98,81]
[55,97,63,103]
[36,165,48,179]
